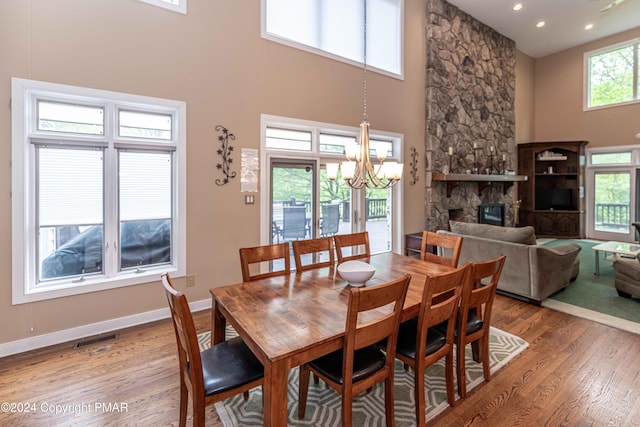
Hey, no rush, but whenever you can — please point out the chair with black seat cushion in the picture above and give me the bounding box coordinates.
[297,274,411,427]
[292,237,335,271]
[161,273,264,427]
[455,255,506,398]
[334,231,371,264]
[393,264,470,426]
[420,230,463,268]
[239,242,290,282]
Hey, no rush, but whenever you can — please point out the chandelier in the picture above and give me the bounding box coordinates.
[326,0,403,189]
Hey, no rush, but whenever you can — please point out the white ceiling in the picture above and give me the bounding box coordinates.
[445,0,640,58]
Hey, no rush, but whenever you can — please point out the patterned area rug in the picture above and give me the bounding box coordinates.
[198,327,528,426]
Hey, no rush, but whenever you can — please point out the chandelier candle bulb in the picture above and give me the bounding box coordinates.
[326,163,339,180]
[448,146,453,155]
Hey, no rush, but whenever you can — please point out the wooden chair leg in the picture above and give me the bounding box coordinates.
[384,375,395,427]
[471,340,481,363]
[342,388,353,427]
[445,352,456,405]
[457,341,467,399]
[243,391,249,400]
[178,380,188,427]
[298,365,311,419]
[414,363,426,427]
[313,373,320,384]
[192,394,206,427]
[481,334,491,381]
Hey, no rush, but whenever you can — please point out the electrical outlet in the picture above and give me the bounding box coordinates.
[186,275,196,287]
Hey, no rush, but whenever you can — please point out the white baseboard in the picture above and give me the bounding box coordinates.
[0,298,212,358]
[541,298,640,334]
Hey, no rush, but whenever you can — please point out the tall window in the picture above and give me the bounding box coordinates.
[585,39,640,109]
[262,0,403,77]
[11,78,186,304]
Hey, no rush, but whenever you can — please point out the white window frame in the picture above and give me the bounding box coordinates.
[261,0,404,79]
[259,114,404,253]
[11,78,187,304]
[136,0,186,14]
[583,38,640,111]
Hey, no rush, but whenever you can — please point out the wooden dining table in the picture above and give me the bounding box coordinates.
[210,251,454,427]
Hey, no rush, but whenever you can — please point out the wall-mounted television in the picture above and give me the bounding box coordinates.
[536,188,573,210]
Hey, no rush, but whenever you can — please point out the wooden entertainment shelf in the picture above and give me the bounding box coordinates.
[432,173,528,197]
[517,141,588,238]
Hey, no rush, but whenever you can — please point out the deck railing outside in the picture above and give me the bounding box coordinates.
[595,202,629,231]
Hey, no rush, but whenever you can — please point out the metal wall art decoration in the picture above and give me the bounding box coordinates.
[410,146,418,185]
[214,125,236,186]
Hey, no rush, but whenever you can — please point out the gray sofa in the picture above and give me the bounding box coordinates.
[438,222,581,304]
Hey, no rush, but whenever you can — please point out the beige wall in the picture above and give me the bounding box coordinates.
[515,50,535,144]
[0,0,427,346]
[534,27,640,147]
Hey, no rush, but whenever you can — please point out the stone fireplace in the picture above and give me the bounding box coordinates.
[424,0,516,231]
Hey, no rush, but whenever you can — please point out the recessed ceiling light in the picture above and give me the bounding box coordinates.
[513,3,523,11]
[536,21,546,28]
[585,23,594,30]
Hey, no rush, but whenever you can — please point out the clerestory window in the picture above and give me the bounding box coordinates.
[585,39,640,110]
[262,0,404,78]
[11,78,186,304]
[136,0,186,14]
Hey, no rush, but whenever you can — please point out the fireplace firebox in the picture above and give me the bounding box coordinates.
[478,204,505,226]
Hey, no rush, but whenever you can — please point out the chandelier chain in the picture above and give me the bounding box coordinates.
[362,0,368,122]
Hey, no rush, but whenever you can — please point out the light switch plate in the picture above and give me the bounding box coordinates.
[245,195,255,204]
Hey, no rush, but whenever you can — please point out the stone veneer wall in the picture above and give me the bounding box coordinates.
[425,0,516,231]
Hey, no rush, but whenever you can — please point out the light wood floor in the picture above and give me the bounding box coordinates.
[2,294,640,426]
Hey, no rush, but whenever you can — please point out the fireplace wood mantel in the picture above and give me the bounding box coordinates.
[432,173,528,197]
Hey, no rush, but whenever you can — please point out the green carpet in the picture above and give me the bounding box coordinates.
[542,239,640,325]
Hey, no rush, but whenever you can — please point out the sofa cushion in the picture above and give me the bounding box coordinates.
[449,221,537,245]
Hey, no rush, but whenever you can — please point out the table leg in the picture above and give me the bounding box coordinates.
[262,360,289,427]
[211,299,226,346]
[594,251,600,276]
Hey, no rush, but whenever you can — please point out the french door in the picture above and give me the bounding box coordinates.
[587,168,636,241]
[267,156,396,269]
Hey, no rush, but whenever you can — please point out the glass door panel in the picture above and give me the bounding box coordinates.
[365,187,392,254]
[592,171,631,240]
[270,160,315,268]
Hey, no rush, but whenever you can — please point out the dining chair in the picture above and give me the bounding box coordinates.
[455,255,506,398]
[282,206,308,240]
[392,263,470,427]
[239,242,291,282]
[297,274,411,427]
[161,273,264,427]
[420,230,463,268]
[320,204,340,236]
[292,237,335,271]
[334,231,371,264]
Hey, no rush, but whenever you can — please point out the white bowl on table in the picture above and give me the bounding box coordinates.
[337,260,376,287]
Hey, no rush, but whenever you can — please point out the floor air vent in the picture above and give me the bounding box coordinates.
[74,333,118,349]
